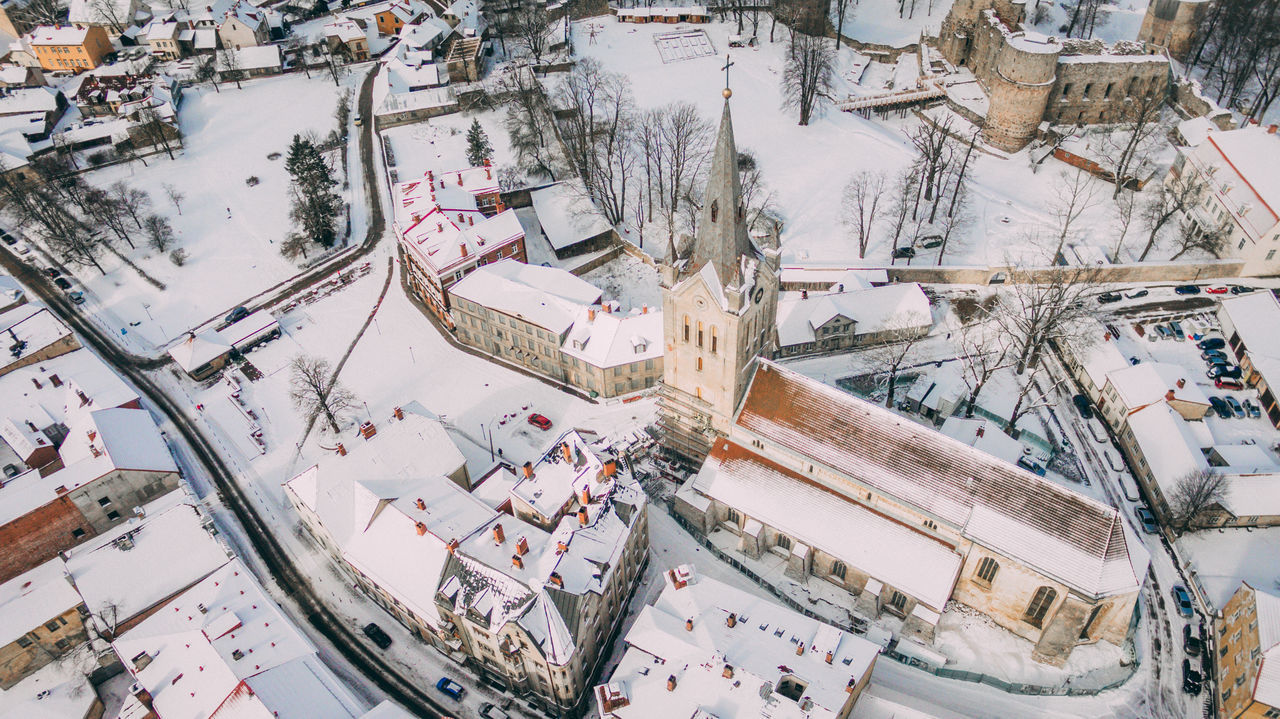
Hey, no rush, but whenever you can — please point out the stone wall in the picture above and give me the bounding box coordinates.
[1137,0,1209,61]
[1046,56,1169,126]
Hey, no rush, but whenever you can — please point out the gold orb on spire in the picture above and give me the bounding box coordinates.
[723,87,733,99]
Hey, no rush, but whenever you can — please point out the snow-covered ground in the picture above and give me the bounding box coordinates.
[381,108,514,184]
[835,0,955,48]
[60,73,356,350]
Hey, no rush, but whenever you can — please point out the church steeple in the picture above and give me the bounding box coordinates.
[687,90,755,286]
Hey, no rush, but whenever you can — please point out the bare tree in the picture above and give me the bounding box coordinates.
[289,355,359,434]
[109,182,151,229]
[1137,174,1206,261]
[556,59,637,225]
[957,301,1012,416]
[280,232,312,261]
[134,107,178,160]
[1050,169,1101,261]
[510,3,552,63]
[83,186,136,249]
[781,30,834,126]
[832,0,855,50]
[145,215,176,251]
[87,0,129,34]
[503,67,557,179]
[1096,92,1166,199]
[842,170,887,259]
[218,49,244,90]
[887,166,921,256]
[1171,216,1229,260]
[1003,361,1070,437]
[993,261,1101,374]
[163,183,185,215]
[864,312,932,409]
[1110,189,1138,262]
[1168,468,1228,534]
[935,180,973,264]
[6,0,60,33]
[907,116,958,224]
[195,54,220,91]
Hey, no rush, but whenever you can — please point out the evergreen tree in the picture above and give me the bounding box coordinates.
[466,119,493,167]
[285,135,343,248]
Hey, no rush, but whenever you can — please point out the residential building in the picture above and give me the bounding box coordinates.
[325,18,370,60]
[394,164,526,326]
[0,65,45,87]
[74,73,181,119]
[167,310,281,380]
[67,0,138,37]
[0,86,68,140]
[1216,582,1280,719]
[1172,125,1280,276]
[529,181,616,260]
[373,0,425,35]
[1097,361,1210,428]
[112,559,367,719]
[285,421,649,717]
[27,25,113,72]
[142,15,185,60]
[561,304,663,398]
[0,275,23,313]
[615,5,710,22]
[1219,291,1280,427]
[774,282,932,358]
[1056,320,1130,403]
[219,45,283,79]
[215,1,270,49]
[0,558,88,688]
[0,304,79,378]
[595,565,879,719]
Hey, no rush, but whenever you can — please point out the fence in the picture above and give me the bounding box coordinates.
[661,499,1141,697]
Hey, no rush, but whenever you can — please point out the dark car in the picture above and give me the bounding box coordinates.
[2,464,18,478]
[1174,285,1201,295]
[1124,289,1149,299]
[1216,377,1245,391]
[892,246,916,259]
[1208,365,1243,380]
[0,230,14,245]
[1184,624,1203,657]
[480,705,512,719]
[527,413,553,431]
[362,623,392,649]
[1017,456,1046,476]
[1169,321,1185,341]
[54,277,72,290]
[1206,355,1231,368]
[225,306,250,324]
[1209,396,1232,419]
[436,677,466,700]
[1202,349,1228,362]
[1171,585,1195,618]
[1244,399,1262,419]
[1230,286,1256,295]
[1072,394,1094,419]
[68,291,85,305]
[1134,506,1159,534]
[1197,337,1226,351]
[1097,292,1122,304]
[1182,658,1203,695]
[44,267,60,278]
[1225,396,1245,418]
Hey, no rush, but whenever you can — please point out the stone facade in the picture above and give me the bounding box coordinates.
[0,604,88,689]
[1215,583,1278,718]
[1137,0,1208,61]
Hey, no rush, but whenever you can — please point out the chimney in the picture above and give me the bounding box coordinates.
[87,430,97,442]
[415,498,426,510]
[516,536,529,555]
[49,374,61,387]
[561,443,572,462]
[578,507,589,526]
[603,459,618,477]
[684,618,693,632]
[493,523,505,544]
[726,613,736,628]
[415,522,427,536]
[456,173,463,186]
[722,664,734,679]
[976,426,985,438]
[447,539,459,553]
[549,572,563,588]
[801,290,808,300]
[1166,389,1176,401]
[588,308,596,321]
[603,304,612,314]
[31,377,41,389]
[393,406,404,420]
[427,170,434,181]
[132,685,154,710]
[457,212,464,222]
[667,675,677,692]
[846,678,856,694]
[437,222,443,232]
[459,243,469,257]
[485,167,491,179]
[511,554,523,569]
[556,540,569,554]
[522,462,534,478]
[336,443,347,456]
[1177,378,1186,389]
[360,421,377,440]
[1103,332,1111,341]
[825,651,834,665]
[579,486,590,505]
[468,216,474,226]
[1270,125,1278,134]
[641,305,648,314]
[795,644,805,656]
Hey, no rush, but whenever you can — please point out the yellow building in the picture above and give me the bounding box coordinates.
[1217,582,1280,719]
[28,25,113,72]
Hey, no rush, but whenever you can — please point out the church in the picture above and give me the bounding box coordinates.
[656,87,1148,666]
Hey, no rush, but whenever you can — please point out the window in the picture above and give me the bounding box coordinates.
[97,496,111,507]
[107,510,121,521]
[696,357,703,372]
[775,534,792,551]
[711,327,717,354]
[45,620,61,633]
[1104,82,1114,98]
[831,562,846,580]
[887,591,907,611]
[697,321,704,348]
[726,508,741,525]
[15,635,31,648]
[1023,587,1057,627]
[975,557,999,585]
[1083,83,1093,97]
[710,200,718,223]
[683,316,690,343]
[71,528,85,539]
[1268,250,1277,261]
[1062,82,1073,96]
[1080,605,1103,639]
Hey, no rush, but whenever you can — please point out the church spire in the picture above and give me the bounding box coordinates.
[687,84,754,286]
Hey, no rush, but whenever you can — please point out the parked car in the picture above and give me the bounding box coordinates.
[1225,396,1245,418]
[1134,506,1159,534]
[1183,658,1203,695]
[1097,292,1122,304]
[2,464,18,478]
[1209,396,1232,419]
[1206,356,1232,368]
[68,291,85,305]
[892,246,916,259]
[1153,324,1172,340]
[1174,285,1201,295]
[1205,285,1229,295]
[1184,624,1203,657]
[920,237,944,249]
[1216,377,1245,391]
[14,242,30,255]
[1244,399,1262,419]
[0,229,13,245]
[224,306,250,324]
[53,277,71,290]
[362,623,392,650]
[1168,321,1184,341]
[43,267,60,278]
[436,677,466,701]
[1072,394,1094,419]
[1230,285,1256,295]
[1197,337,1226,350]
[1171,585,1195,618]
[480,704,512,719]
[1207,365,1242,380]
[1202,350,1228,362]
[527,413,553,431]
[1124,289,1149,299]
[1016,456,1046,476]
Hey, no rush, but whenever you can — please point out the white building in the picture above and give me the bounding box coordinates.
[1218,291,1280,427]
[774,282,932,358]
[596,565,879,719]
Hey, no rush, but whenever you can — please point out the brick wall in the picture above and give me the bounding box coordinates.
[0,496,95,583]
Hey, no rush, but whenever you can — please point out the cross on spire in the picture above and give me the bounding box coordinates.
[722,54,734,98]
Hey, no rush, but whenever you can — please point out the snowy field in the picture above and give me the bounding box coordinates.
[63,73,354,349]
[381,108,513,183]
[836,0,954,48]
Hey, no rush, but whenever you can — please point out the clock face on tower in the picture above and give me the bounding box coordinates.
[753,287,765,304]
[694,296,707,310]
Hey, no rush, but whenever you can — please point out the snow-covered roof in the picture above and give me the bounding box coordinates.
[360,701,419,719]
[0,657,99,719]
[1176,116,1215,148]
[64,494,230,627]
[1062,320,1129,390]
[0,304,74,371]
[1103,361,1209,412]
[1219,291,1280,384]
[216,309,278,348]
[0,86,59,116]
[731,360,1145,599]
[560,304,662,370]
[0,558,80,647]
[1254,586,1280,708]
[0,275,21,307]
[324,17,366,43]
[26,25,92,46]
[113,559,364,719]
[939,416,1026,466]
[166,330,232,373]
[775,283,931,347]
[529,181,613,251]
[397,18,450,51]
[398,205,524,277]
[448,259,601,334]
[68,0,133,26]
[601,566,879,719]
[1126,400,1208,491]
[1206,127,1280,222]
[228,44,281,70]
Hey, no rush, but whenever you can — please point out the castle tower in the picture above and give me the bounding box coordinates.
[1136,0,1209,61]
[656,88,780,464]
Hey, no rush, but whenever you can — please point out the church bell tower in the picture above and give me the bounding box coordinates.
[656,83,780,464]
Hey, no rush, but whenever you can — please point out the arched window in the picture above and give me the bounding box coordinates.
[975,557,999,586]
[682,315,690,343]
[710,327,718,354]
[696,357,703,372]
[887,591,908,611]
[831,562,847,580]
[697,321,704,348]
[726,508,741,525]
[1023,587,1057,627]
[775,534,792,551]
[710,200,719,223]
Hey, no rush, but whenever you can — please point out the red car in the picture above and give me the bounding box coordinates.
[527,413,553,431]
[1206,286,1229,295]
[1215,378,1244,390]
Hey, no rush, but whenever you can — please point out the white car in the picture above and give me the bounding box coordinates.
[14,242,30,255]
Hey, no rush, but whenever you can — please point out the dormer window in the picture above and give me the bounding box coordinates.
[710,200,718,223]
